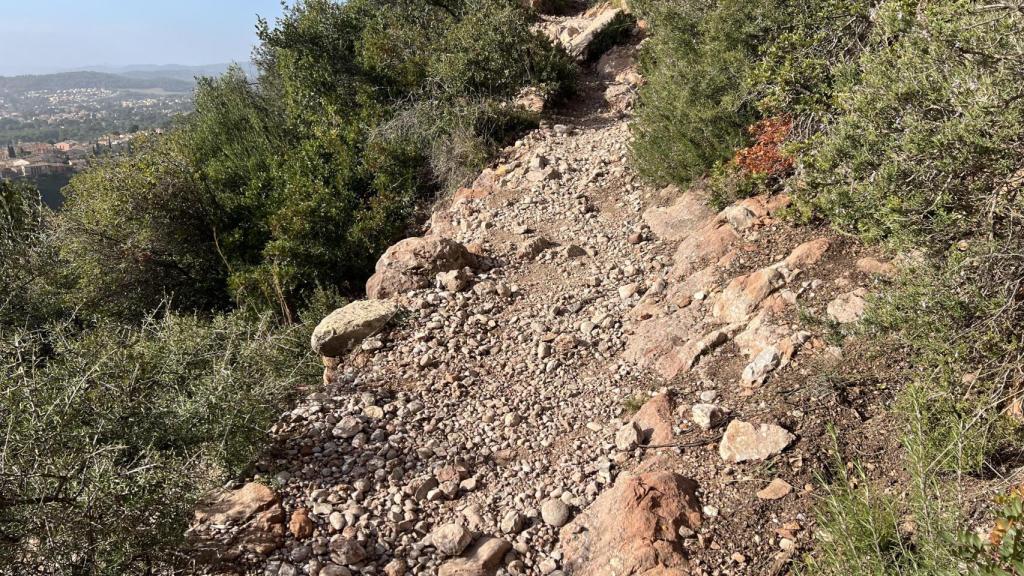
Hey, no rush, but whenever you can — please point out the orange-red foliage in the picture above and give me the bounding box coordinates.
[733,116,794,177]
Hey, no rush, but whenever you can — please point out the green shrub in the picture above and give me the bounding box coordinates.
[631,0,778,185]
[0,311,318,574]
[0,180,62,326]
[748,0,874,123]
[427,0,576,99]
[798,0,1024,248]
[59,137,228,320]
[957,491,1024,575]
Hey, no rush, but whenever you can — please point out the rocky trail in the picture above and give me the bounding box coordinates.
[190,7,903,576]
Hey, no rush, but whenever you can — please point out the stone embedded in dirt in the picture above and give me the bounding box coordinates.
[827,288,868,323]
[366,235,478,299]
[691,403,725,430]
[618,283,638,299]
[332,415,363,438]
[740,345,781,387]
[191,482,285,559]
[596,44,641,85]
[722,204,759,231]
[856,256,897,278]
[437,536,511,576]
[499,510,525,534]
[615,420,642,450]
[642,188,716,242]
[734,310,791,359]
[288,507,313,539]
[329,536,367,566]
[655,326,736,380]
[194,482,278,525]
[311,299,400,357]
[713,266,786,323]
[719,420,795,463]
[526,166,561,182]
[517,236,556,260]
[541,498,571,527]
[560,471,702,576]
[756,478,794,500]
[632,393,675,445]
[784,238,831,269]
[561,244,588,258]
[437,267,474,293]
[432,523,474,556]
[384,558,408,576]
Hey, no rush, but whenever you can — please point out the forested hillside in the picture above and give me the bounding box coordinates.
[2,0,1023,574]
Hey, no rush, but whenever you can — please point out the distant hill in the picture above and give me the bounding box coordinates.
[77,63,256,82]
[0,71,196,94]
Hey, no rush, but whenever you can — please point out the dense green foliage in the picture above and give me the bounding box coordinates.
[0,312,318,573]
[1,1,573,572]
[55,0,573,320]
[631,0,873,185]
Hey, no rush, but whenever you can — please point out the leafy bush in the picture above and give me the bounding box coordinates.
[958,490,1024,575]
[0,311,318,574]
[631,0,777,185]
[58,0,574,321]
[798,0,1024,247]
[59,137,228,320]
[631,0,875,187]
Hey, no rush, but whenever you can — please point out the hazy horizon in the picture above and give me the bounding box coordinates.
[0,0,287,76]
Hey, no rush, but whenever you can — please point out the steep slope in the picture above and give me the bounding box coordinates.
[189,7,900,576]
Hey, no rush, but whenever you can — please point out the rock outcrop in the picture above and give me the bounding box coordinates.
[560,471,702,576]
[190,483,285,562]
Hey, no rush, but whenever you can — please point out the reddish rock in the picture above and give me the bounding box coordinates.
[642,189,716,242]
[366,236,478,299]
[734,311,789,358]
[632,394,675,445]
[784,238,831,269]
[712,266,786,322]
[756,478,794,500]
[673,223,739,280]
[451,186,490,205]
[560,471,702,576]
[194,482,279,526]
[191,482,285,561]
[289,507,314,539]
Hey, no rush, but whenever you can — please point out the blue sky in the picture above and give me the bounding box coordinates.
[1,0,289,75]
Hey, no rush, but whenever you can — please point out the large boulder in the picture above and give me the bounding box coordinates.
[311,299,400,357]
[566,8,631,60]
[560,471,702,576]
[366,236,478,299]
